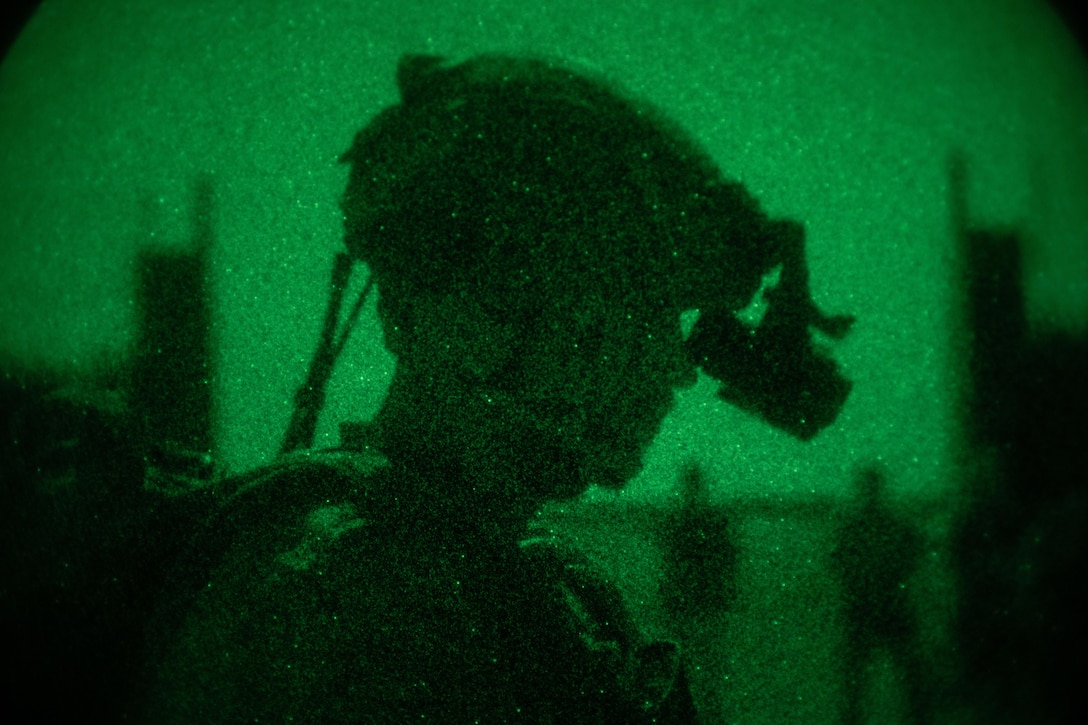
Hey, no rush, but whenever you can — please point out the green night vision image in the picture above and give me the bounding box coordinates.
[1,1,1086,723]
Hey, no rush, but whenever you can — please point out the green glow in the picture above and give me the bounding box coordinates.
[2,1,1085,722]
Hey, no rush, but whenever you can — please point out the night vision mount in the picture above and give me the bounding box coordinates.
[684,219,854,441]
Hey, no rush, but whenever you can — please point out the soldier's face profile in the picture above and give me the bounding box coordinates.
[481,298,699,488]
[400,283,696,485]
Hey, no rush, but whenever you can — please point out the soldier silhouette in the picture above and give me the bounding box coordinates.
[830,466,928,724]
[136,54,853,722]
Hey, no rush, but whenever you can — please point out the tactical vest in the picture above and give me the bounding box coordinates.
[137,449,695,723]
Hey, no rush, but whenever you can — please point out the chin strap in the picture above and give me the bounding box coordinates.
[279,253,374,456]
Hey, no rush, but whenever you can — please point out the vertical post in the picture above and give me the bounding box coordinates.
[133,175,216,484]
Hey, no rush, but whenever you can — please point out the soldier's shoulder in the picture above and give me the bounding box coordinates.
[177,446,396,582]
[216,446,389,509]
[137,448,425,720]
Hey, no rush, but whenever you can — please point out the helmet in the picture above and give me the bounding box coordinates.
[338,54,853,439]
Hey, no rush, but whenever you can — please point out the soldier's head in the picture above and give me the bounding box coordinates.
[339,55,851,495]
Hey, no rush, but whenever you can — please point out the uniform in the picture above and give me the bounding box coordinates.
[137,448,695,723]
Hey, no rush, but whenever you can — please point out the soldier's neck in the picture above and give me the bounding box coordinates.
[368,368,546,540]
